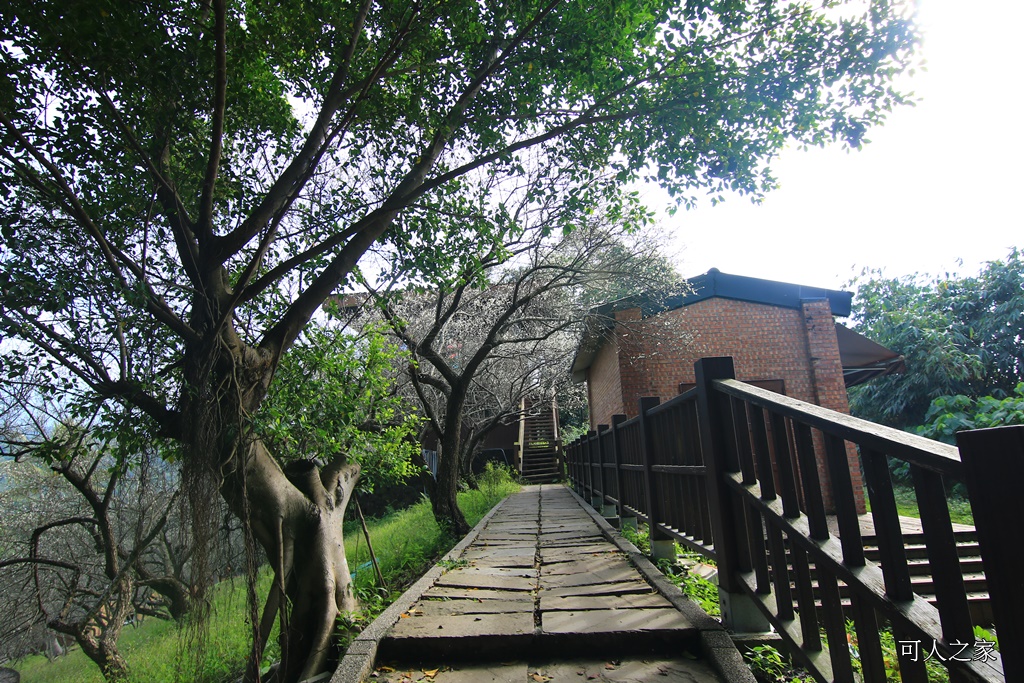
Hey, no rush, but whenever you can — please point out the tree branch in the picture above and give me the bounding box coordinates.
[198,0,227,239]
[0,311,179,433]
[253,2,566,356]
[0,556,82,573]
[93,92,200,284]
[210,0,409,267]
[0,110,198,342]
[408,368,443,438]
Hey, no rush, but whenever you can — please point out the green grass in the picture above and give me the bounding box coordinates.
[866,484,975,526]
[11,475,519,683]
[11,572,275,683]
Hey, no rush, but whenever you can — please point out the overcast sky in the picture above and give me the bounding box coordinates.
[652,0,1023,293]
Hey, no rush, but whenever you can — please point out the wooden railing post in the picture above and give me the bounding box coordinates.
[957,425,1023,681]
[584,430,596,504]
[571,436,581,494]
[638,396,674,560]
[581,436,589,493]
[695,357,770,633]
[565,438,573,491]
[595,424,615,517]
[610,414,628,526]
[593,423,607,508]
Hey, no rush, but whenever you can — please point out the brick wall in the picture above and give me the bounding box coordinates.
[583,296,865,513]
[586,328,624,429]
[801,299,866,514]
[613,307,651,424]
[618,298,820,409]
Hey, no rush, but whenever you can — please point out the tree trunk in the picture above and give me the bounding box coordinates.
[56,580,133,682]
[179,281,362,682]
[432,410,469,537]
[77,634,129,682]
[219,440,360,683]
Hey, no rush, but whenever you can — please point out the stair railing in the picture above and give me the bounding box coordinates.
[565,356,1017,683]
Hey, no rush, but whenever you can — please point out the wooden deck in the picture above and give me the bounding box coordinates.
[333,485,755,683]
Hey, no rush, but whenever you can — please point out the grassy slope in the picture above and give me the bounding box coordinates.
[12,479,519,683]
[866,484,975,526]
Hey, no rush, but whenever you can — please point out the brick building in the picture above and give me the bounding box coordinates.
[570,268,902,513]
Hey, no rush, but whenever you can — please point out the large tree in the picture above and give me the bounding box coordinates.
[0,1,918,680]
[848,247,1024,429]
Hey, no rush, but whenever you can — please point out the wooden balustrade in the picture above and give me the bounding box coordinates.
[565,357,1015,683]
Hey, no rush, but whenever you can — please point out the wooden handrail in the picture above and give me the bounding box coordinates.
[714,378,963,475]
[564,356,1012,683]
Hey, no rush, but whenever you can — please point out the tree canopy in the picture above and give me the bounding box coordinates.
[848,247,1024,429]
[365,215,683,533]
[0,0,919,680]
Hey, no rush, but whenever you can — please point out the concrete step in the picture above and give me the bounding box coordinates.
[522,473,561,484]
[521,460,559,468]
[368,655,725,682]
[522,466,559,476]
[864,541,982,562]
[904,556,985,575]
[522,457,558,469]
[522,464,559,474]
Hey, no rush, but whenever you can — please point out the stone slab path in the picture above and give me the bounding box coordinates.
[335,485,754,683]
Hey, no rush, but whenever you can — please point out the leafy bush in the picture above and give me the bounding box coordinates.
[619,523,650,555]
[256,323,422,492]
[917,384,1024,444]
[744,645,789,682]
[477,462,520,495]
[657,556,720,617]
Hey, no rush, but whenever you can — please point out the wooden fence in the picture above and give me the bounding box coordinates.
[565,357,1019,683]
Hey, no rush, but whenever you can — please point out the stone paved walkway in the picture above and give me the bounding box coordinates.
[335,485,753,683]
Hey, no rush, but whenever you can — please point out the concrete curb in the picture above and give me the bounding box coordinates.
[331,494,513,683]
[563,485,757,683]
